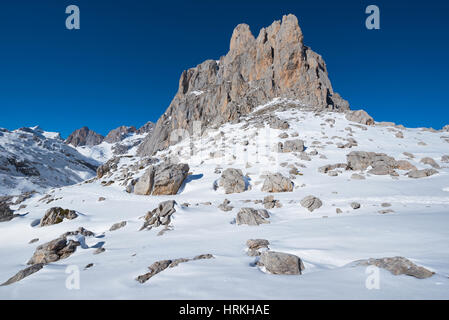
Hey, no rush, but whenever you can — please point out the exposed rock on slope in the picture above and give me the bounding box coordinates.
[356,257,434,279]
[66,126,104,147]
[138,14,349,156]
[104,126,136,143]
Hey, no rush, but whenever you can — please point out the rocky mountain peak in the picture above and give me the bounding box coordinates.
[137,14,350,156]
[65,126,104,147]
[104,126,137,144]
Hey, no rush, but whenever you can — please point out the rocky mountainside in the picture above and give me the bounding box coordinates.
[138,14,349,156]
[0,126,98,196]
[65,127,104,147]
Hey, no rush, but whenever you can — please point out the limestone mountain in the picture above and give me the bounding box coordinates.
[104,126,137,144]
[138,14,349,156]
[65,126,104,147]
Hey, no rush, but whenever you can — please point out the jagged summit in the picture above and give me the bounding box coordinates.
[138,14,349,156]
[66,126,104,147]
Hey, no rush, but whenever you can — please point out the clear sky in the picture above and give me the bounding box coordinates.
[0,0,448,137]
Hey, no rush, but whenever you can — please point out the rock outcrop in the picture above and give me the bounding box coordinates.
[104,126,136,143]
[65,126,104,147]
[140,200,177,231]
[137,14,349,156]
[0,203,17,223]
[300,195,323,212]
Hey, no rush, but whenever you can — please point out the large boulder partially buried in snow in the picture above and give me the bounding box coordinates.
[300,195,323,212]
[261,173,293,193]
[134,162,189,196]
[356,257,434,279]
[345,110,374,126]
[218,168,246,194]
[258,251,305,275]
[407,168,438,179]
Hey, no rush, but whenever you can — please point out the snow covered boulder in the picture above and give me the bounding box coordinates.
[236,208,270,226]
[39,207,78,227]
[218,168,246,194]
[345,110,374,126]
[261,173,293,193]
[356,257,434,279]
[407,168,438,179]
[258,251,305,275]
[300,195,323,212]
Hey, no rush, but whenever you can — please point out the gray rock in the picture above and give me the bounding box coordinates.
[218,168,246,194]
[261,173,293,193]
[351,173,365,180]
[134,166,155,195]
[109,221,127,231]
[140,200,177,231]
[247,239,270,256]
[300,195,323,212]
[152,163,190,195]
[346,151,398,175]
[345,110,374,126]
[27,237,80,265]
[441,155,449,163]
[0,203,17,223]
[218,199,233,212]
[279,139,305,153]
[136,254,214,284]
[258,251,305,275]
[350,202,361,210]
[356,257,434,279]
[236,208,269,226]
[1,263,44,286]
[420,157,440,169]
[407,168,438,179]
[39,207,78,227]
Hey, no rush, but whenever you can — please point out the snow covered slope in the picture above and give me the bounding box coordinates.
[0,126,98,196]
[0,102,449,299]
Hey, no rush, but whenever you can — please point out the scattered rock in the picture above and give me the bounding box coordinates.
[218,168,246,194]
[263,195,282,209]
[27,237,80,265]
[420,157,440,169]
[345,110,374,126]
[261,173,293,193]
[39,207,78,227]
[236,208,270,226]
[1,263,44,286]
[0,203,18,223]
[140,200,177,231]
[407,168,438,179]
[94,247,105,255]
[28,238,39,244]
[257,251,305,275]
[136,254,214,284]
[218,199,233,212]
[356,257,434,279]
[350,202,361,210]
[279,139,305,153]
[109,221,127,231]
[300,196,322,212]
[246,239,270,256]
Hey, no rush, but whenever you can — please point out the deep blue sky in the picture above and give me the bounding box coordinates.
[0,0,448,137]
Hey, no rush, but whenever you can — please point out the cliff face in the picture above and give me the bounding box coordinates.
[138,14,349,156]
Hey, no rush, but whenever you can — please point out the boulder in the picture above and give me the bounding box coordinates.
[420,157,440,169]
[140,200,177,231]
[346,151,398,175]
[134,166,155,195]
[300,195,323,212]
[218,168,246,194]
[218,199,233,212]
[351,202,361,209]
[396,160,416,171]
[261,173,293,193]
[27,237,80,265]
[109,221,127,231]
[247,239,270,256]
[152,163,190,195]
[407,168,438,179]
[236,208,270,226]
[258,251,305,275]
[356,257,434,279]
[39,207,78,227]
[279,139,305,153]
[0,203,16,223]
[345,110,374,126]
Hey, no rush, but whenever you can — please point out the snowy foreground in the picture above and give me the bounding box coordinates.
[1,104,449,299]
